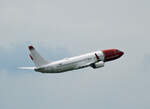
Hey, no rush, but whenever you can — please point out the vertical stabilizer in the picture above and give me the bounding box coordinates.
[28,46,49,67]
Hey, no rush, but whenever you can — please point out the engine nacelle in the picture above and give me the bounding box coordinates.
[91,61,104,69]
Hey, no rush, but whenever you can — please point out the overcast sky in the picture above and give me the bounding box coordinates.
[0,0,150,109]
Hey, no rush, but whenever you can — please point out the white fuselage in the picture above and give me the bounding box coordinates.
[35,51,105,73]
[22,46,124,73]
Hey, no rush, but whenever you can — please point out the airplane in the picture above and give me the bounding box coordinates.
[19,46,124,73]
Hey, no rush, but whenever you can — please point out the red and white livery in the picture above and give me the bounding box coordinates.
[19,46,124,73]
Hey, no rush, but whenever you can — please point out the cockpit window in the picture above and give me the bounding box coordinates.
[114,50,119,54]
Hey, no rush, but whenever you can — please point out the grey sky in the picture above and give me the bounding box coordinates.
[0,0,150,109]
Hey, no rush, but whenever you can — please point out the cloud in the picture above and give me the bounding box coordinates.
[1,67,150,109]
[0,0,150,54]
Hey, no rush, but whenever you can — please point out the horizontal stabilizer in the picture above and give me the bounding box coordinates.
[18,67,35,70]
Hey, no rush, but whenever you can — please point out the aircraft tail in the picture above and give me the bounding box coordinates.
[28,46,49,67]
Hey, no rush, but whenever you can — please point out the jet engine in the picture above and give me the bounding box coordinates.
[91,61,104,69]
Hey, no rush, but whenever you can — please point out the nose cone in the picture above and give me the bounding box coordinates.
[120,51,124,57]
[117,50,124,58]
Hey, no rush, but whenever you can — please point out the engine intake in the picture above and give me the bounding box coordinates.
[91,61,104,69]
